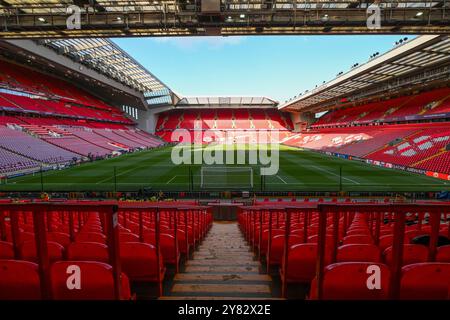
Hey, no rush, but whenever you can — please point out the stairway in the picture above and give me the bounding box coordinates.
[163,221,274,300]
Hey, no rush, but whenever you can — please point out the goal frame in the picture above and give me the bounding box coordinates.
[200,166,254,189]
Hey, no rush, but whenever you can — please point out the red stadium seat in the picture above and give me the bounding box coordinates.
[0,260,41,300]
[436,245,450,262]
[383,244,429,266]
[119,232,140,242]
[310,262,391,300]
[51,261,131,300]
[342,234,373,245]
[67,242,109,263]
[337,244,381,263]
[0,241,14,259]
[47,232,71,247]
[119,242,164,283]
[400,263,450,300]
[282,244,328,284]
[75,232,106,244]
[20,240,64,263]
[269,234,303,266]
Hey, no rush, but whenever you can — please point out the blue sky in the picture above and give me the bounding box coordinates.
[113,35,406,102]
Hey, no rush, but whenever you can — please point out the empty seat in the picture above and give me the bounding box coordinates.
[51,261,131,300]
[342,234,373,245]
[400,263,450,300]
[337,244,381,263]
[383,244,429,266]
[0,260,41,300]
[75,232,106,244]
[282,244,326,284]
[0,241,14,259]
[436,245,450,262]
[20,241,64,263]
[119,232,140,242]
[67,242,109,263]
[119,242,164,283]
[310,262,391,300]
[269,234,303,266]
[47,232,71,247]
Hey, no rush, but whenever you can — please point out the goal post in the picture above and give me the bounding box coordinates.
[200,166,254,190]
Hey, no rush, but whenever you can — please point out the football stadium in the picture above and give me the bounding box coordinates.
[0,0,450,308]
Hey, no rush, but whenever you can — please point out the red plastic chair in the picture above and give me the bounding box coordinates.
[400,263,450,300]
[119,242,165,283]
[337,244,381,263]
[383,244,429,266]
[436,245,450,263]
[20,241,64,263]
[51,261,131,300]
[0,260,41,300]
[310,262,391,300]
[282,243,330,284]
[0,241,14,259]
[47,232,71,247]
[67,242,109,263]
[75,232,106,244]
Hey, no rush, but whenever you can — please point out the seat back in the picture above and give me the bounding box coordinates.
[67,241,109,263]
[20,240,64,263]
[284,244,322,284]
[119,242,162,282]
[337,244,381,263]
[75,232,106,244]
[47,232,71,247]
[0,241,14,259]
[436,245,450,262]
[0,260,41,300]
[400,262,450,300]
[51,261,130,300]
[310,262,390,300]
[383,244,428,266]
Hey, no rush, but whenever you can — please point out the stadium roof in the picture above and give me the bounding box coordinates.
[38,38,170,95]
[279,35,450,112]
[176,96,278,108]
[1,1,450,38]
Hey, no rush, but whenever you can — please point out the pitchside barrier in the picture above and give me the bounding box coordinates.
[238,203,450,299]
[0,202,212,300]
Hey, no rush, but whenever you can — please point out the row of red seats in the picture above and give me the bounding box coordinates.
[239,204,450,299]
[0,202,212,300]
[0,60,115,111]
[313,87,450,128]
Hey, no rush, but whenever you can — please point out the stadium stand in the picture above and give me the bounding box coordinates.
[240,203,450,299]
[0,59,164,176]
[284,121,450,175]
[312,87,450,128]
[0,202,212,300]
[155,108,293,142]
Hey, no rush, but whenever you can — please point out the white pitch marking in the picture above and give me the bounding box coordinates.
[310,165,361,185]
[277,175,287,184]
[166,175,177,184]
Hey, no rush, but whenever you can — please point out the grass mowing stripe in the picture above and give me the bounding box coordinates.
[309,164,360,185]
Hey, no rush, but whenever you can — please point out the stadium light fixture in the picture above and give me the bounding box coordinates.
[38,17,46,22]
[416,12,423,17]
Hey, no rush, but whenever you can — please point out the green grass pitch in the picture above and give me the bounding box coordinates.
[1,144,449,192]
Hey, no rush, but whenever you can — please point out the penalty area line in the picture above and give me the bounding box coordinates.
[277,175,287,184]
[166,175,177,184]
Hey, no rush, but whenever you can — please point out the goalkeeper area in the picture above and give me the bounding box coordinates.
[200,166,254,190]
[0,144,449,193]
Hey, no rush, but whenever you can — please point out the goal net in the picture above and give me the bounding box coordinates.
[200,166,253,189]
